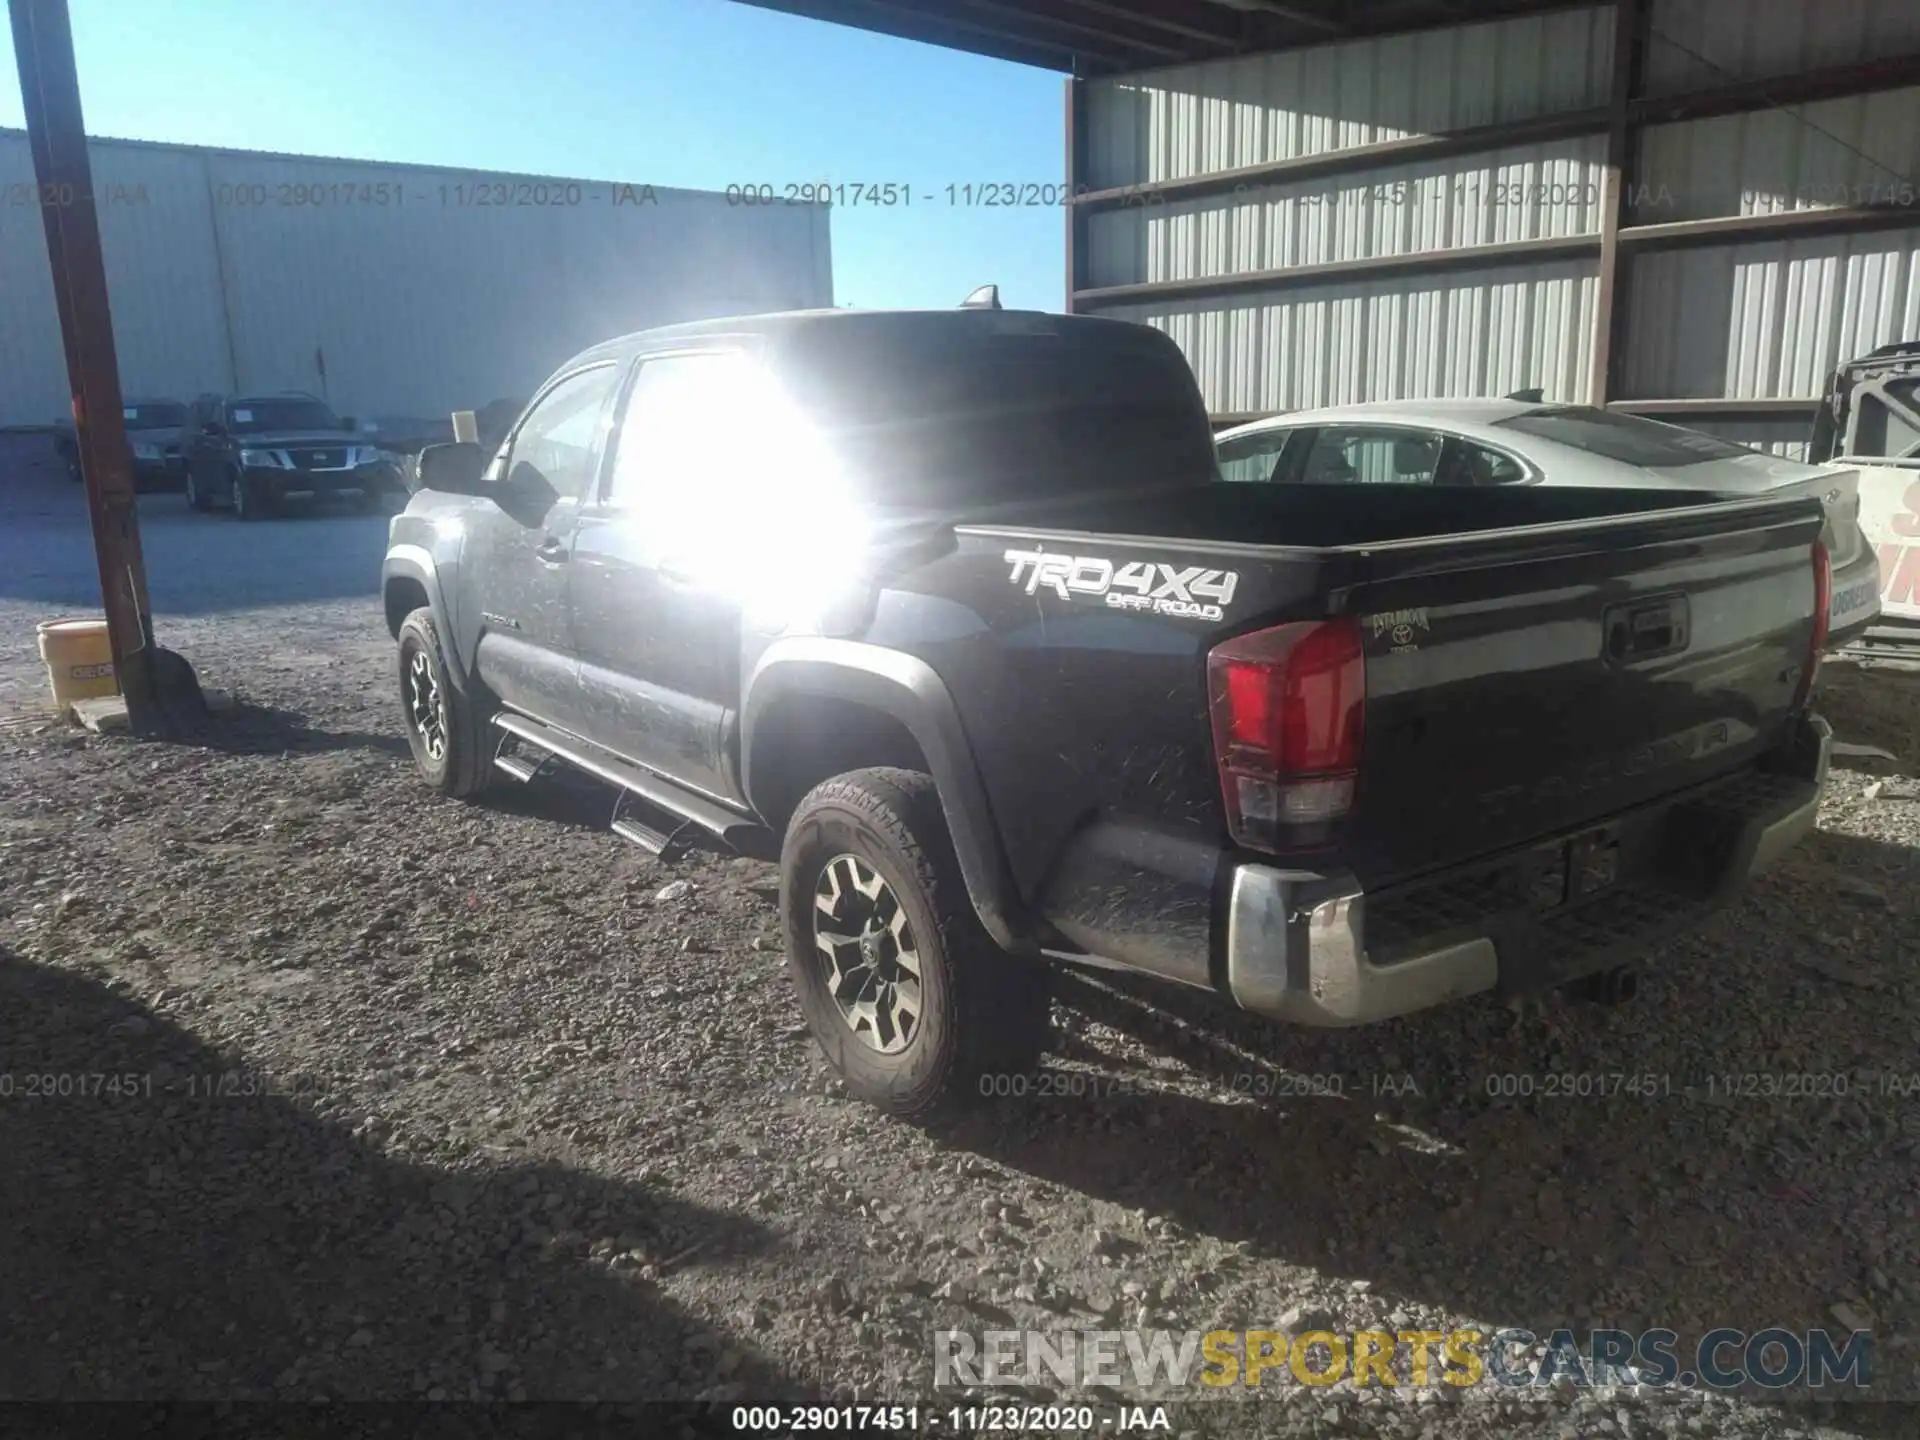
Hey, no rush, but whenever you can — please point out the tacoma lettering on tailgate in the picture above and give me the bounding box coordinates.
[1004,549,1239,622]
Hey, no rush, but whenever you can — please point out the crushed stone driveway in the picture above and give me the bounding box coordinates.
[2,435,1918,1437]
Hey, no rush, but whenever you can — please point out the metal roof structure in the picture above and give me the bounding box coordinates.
[730,0,1596,75]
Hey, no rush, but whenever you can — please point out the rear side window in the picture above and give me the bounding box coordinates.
[1497,406,1754,466]
[1299,427,1444,485]
[1215,428,1293,484]
[602,352,747,510]
[1446,440,1530,486]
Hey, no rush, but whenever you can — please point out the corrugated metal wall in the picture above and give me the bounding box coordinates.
[1085,6,1613,189]
[1082,8,1611,415]
[1623,229,1920,398]
[1087,134,1606,287]
[1643,0,1920,94]
[1684,417,1816,460]
[1102,258,1598,413]
[0,132,831,428]
[1081,0,1920,440]
[1636,86,1920,221]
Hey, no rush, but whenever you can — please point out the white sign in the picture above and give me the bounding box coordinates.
[1850,462,1920,626]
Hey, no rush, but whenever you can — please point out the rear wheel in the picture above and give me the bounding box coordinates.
[397,607,494,799]
[781,768,1050,1117]
[185,469,213,512]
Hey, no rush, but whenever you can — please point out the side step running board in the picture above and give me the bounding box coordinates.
[494,752,542,783]
[489,710,771,855]
[612,815,675,855]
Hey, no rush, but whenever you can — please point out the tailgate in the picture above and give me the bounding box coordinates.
[1339,495,1825,886]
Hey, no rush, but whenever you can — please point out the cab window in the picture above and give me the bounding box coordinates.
[503,365,621,503]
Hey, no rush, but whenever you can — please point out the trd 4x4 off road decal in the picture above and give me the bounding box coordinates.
[1004,549,1238,622]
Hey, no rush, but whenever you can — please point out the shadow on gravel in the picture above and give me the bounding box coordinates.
[0,946,797,1404]
[935,828,1918,1430]
[477,768,738,862]
[162,701,412,761]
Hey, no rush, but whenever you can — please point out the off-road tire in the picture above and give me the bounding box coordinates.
[396,606,494,800]
[781,767,1050,1117]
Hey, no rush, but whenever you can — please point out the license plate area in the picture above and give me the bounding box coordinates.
[1523,829,1621,912]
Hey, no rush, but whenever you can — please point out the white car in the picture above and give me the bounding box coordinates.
[1215,399,1881,648]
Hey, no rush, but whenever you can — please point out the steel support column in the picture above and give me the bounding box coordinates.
[1591,0,1650,406]
[9,0,166,728]
[1064,74,1088,313]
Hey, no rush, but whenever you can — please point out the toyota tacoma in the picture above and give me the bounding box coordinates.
[382,305,1835,1116]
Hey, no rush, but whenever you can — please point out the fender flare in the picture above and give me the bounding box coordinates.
[382,544,475,694]
[742,637,1032,953]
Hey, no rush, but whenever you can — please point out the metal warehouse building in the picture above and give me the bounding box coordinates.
[747,0,1920,458]
[0,130,832,429]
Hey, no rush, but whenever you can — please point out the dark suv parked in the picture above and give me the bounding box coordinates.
[183,392,392,518]
[53,397,191,491]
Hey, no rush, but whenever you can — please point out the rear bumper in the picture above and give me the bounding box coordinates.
[1827,548,1883,650]
[1223,714,1831,1026]
[132,457,186,490]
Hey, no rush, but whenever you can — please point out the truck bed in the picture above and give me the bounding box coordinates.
[903,481,1825,972]
[999,475,1731,550]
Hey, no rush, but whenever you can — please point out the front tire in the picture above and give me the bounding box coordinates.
[396,607,494,799]
[186,469,212,512]
[781,768,1050,1118]
[230,469,273,520]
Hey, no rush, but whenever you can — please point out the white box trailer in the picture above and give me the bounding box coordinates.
[0,130,832,429]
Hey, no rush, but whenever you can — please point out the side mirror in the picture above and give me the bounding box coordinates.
[416,441,489,495]
[338,415,358,432]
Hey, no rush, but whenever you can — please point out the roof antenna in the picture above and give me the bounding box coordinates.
[1505,386,1544,403]
[960,284,1002,310]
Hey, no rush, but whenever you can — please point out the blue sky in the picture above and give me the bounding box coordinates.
[1,0,1069,310]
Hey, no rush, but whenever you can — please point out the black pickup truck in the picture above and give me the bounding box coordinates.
[382,307,1834,1116]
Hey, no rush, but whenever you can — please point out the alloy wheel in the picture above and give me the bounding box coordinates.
[405,648,447,762]
[812,854,923,1054]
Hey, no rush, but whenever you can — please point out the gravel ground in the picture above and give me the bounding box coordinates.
[2,436,1918,1437]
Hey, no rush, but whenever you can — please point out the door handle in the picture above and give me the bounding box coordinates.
[535,537,568,566]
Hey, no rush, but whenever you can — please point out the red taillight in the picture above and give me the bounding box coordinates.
[1207,618,1365,851]
[1794,539,1831,710]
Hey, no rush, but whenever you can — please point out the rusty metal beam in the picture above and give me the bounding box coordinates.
[1051,0,1247,49]
[943,0,1198,59]
[1633,52,1920,125]
[1618,205,1920,252]
[9,0,159,729]
[1591,0,1650,406]
[1073,232,1600,308]
[1073,104,1612,213]
[731,0,1156,70]
[1199,0,1344,32]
